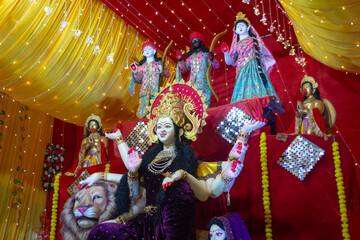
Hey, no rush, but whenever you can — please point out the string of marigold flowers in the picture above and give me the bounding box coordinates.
[50,173,61,240]
[260,132,273,240]
[332,140,350,240]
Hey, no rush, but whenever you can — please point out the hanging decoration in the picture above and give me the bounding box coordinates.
[49,173,61,240]
[41,143,65,190]
[278,135,325,180]
[332,140,351,240]
[216,107,254,145]
[11,105,29,208]
[260,132,273,240]
[104,163,110,173]
[124,120,150,155]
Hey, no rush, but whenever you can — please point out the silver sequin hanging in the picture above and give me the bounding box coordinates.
[216,107,254,144]
[277,135,325,180]
[125,120,151,155]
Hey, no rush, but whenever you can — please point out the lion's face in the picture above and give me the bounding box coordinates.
[60,180,118,240]
[73,185,109,228]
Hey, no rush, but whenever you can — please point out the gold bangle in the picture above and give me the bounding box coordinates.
[178,169,188,180]
[115,136,125,146]
[99,172,107,181]
[115,215,126,224]
[237,131,250,142]
[127,171,139,182]
[221,171,232,184]
[228,152,237,162]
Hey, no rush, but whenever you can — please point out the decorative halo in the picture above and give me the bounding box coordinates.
[146,79,208,144]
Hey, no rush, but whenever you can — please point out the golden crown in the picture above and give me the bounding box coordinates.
[151,85,186,128]
[300,75,318,92]
[85,113,102,129]
[235,12,250,25]
[146,80,208,144]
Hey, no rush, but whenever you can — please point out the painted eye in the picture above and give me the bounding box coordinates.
[93,195,102,201]
[75,196,80,202]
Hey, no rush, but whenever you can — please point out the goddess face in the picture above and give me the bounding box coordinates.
[88,120,99,133]
[156,117,176,146]
[209,224,226,240]
[143,46,156,58]
[302,82,313,97]
[235,22,249,35]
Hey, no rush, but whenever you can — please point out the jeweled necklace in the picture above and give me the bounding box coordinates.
[147,149,176,174]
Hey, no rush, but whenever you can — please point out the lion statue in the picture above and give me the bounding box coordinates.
[60,180,117,240]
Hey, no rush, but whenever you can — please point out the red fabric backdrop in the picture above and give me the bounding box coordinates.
[47,53,360,239]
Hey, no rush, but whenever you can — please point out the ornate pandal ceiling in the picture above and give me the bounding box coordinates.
[0,0,358,129]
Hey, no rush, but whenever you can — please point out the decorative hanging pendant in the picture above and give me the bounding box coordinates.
[261,14,267,25]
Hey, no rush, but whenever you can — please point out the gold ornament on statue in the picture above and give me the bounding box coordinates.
[146,79,208,144]
[85,114,102,130]
[235,12,250,25]
[300,75,318,92]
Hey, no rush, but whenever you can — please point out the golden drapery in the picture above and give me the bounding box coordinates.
[280,0,360,73]
[0,93,54,239]
[0,0,176,130]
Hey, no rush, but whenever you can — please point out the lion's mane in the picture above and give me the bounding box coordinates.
[60,180,117,240]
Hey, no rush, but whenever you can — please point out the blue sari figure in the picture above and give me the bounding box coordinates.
[222,12,279,103]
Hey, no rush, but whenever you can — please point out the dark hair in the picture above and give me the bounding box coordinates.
[86,120,104,137]
[138,51,162,66]
[302,82,321,101]
[115,120,198,224]
[185,39,210,59]
[208,218,227,240]
[234,20,268,87]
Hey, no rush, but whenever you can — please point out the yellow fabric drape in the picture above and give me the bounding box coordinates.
[0,94,54,239]
[280,0,360,73]
[0,0,176,129]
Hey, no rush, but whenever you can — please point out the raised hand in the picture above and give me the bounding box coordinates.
[229,141,249,160]
[221,42,229,53]
[79,173,100,189]
[242,117,267,133]
[105,129,122,140]
[130,62,138,73]
[162,170,184,191]
[156,64,163,74]
[176,50,183,61]
[208,52,214,61]
[128,147,142,173]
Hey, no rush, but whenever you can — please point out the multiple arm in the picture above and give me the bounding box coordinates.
[163,118,267,201]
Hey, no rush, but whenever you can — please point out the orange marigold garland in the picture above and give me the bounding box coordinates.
[332,140,350,240]
[50,173,61,240]
[260,132,273,240]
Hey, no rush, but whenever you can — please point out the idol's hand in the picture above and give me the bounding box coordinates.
[105,129,122,140]
[128,147,142,173]
[224,160,243,179]
[79,173,100,189]
[242,117,267,134]
[221,42,229,53]
[208,52,214,61]
[176,50,183,61]
[104,219,117,223]
[162,170,183,191]
[156,64,163,74]
[130,62,138,73]
[229,141,249,160]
